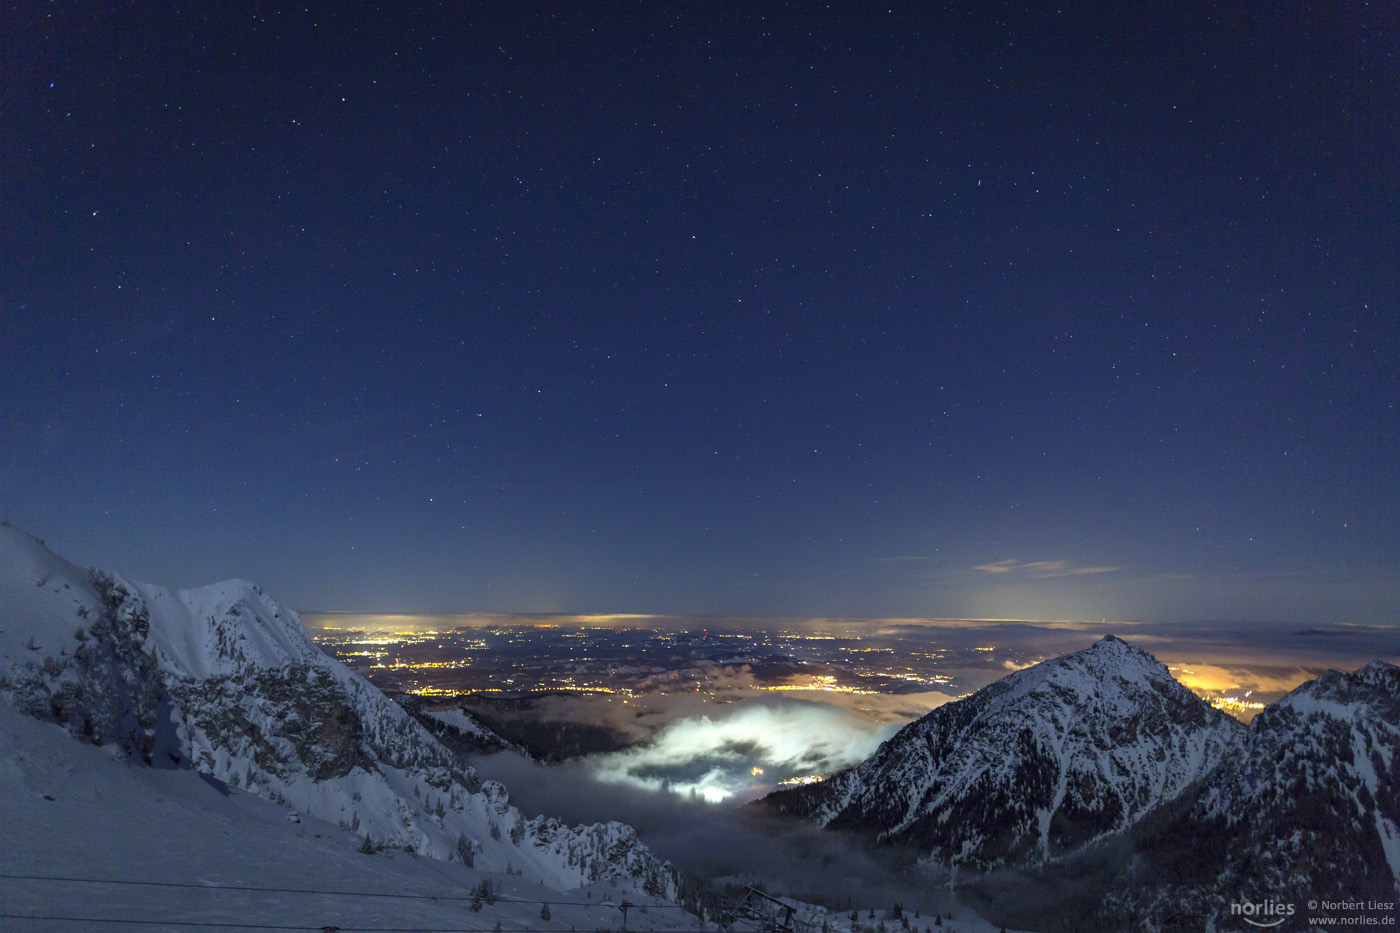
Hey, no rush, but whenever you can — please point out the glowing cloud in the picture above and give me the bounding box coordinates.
[586,700,901,803]
[1167,662,1321,697]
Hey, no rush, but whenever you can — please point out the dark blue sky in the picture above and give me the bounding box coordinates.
[4,3,1397,623]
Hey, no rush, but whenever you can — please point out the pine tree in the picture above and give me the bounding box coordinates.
[541,903,552,921]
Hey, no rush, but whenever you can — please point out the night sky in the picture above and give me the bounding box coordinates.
[3,4,1397,623]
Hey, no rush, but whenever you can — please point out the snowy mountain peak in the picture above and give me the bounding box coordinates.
[1265,659,1400,719]
[961,632,1206,735]
[1085,632,1162,665]
[132,575,323,680]
[1064,631,1159,668]
[1352,658,1400,690]
[1022,632,1165,683]
[760,635,1243,870]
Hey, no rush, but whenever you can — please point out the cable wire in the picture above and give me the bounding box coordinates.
[0,872,692,909]
[0,915,731,933]
[0,872,855,932]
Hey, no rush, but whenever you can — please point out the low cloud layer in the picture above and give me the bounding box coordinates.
[468,695,964,909]
[469,747,955,915]
[587,698,902,802]
[1167,661,1322,698]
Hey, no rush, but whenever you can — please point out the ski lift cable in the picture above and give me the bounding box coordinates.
[0,917,729,933]
[0,871,693,909]
[0,868,896,918]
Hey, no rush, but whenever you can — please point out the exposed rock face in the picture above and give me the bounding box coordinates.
[761,635,1245,870]
[171,663,368,780]
[1,568,167,761]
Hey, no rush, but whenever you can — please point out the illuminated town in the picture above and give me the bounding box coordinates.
[309,622,1283,726]
[311,623,961,701]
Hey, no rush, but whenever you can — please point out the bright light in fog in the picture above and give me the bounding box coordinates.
[586,700,898,803]
[701,785,731,804]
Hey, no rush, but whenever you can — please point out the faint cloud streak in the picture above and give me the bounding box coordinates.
[974,559,1120,578]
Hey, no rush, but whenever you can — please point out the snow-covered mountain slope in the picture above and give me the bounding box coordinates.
[0,702,690,933]
[1099,660,1400,929]
[0,525,675,896]
[1219,660,1400,896]
[759,635,1245,870]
